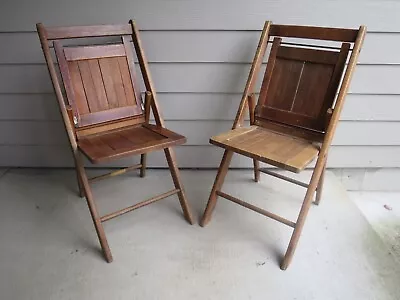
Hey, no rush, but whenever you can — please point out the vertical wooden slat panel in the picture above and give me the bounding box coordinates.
[292,63,334,117]
[264,59,304,110]
[68,61,90,114]
[87,59,109,111]
[78,60,100,112]
[117,56,136,106]
[98,58,119,108]
[109,57,128,107]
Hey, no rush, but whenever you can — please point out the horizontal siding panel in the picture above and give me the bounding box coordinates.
[1,94,400,122]
[1,120,399,146]
[1,0,398,171]
[0,32,398,65]
[0,64,398,94]
[341,95,400,121]
[0,145,399,168]
[360,33,400,64]
[0,94,59,121]
[0,0,399,32]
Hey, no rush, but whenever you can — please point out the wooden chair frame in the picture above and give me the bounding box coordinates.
[37,21,194,263]
[200,21,366,270]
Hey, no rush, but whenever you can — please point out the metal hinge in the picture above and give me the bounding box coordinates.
[73,116,78,126]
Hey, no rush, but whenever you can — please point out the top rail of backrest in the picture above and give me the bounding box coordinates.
[269,24,359,42]
[39,24,133,40]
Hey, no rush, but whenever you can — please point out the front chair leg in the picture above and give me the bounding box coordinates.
[280,167,323,270]
[140,153,147,178]
[253,159,260,182]
[164,148,194,225]
[200,150,234,227]
[75,152,113,263]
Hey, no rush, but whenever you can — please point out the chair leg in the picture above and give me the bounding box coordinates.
[314,159,327,206]
[140,154,147,178]
[253,159,260,182]
[280,167,323,270]
[75,153,113,263]
[164,148,194,225]
[76,171,85,198]
[73,159,85,198]
[200,150,234,227]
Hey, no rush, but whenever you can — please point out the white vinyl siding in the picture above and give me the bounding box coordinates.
[0,0,399,169]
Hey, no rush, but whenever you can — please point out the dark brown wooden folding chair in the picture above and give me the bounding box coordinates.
[37,21,194,263]
[200,21,366,270]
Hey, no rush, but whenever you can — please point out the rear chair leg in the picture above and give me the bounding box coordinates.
[77,171,85,198]
[75,153,113,263]
[164,148,194,225]
[200,150,234,227]
[253,159,260,182]
[314,159,327,206]
[74,159,85,198]
[280,167,324,270]
[140,154,147,178]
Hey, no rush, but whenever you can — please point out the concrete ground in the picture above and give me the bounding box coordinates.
[349,191,400,264]
[0,168,399,300]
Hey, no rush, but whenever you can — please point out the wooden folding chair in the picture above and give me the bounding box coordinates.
[200,22,366,270]
[37,21,194,263]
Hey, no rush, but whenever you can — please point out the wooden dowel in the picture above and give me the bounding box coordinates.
[259,169,309,188]
[268,40,352,51]
[89,164,142,183]
[100,189,180,222]
[216,191,296,228]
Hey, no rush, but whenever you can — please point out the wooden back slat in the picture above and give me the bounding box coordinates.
[269,24,358,42]
[64,44,126,61]
[117,56,137,106]
[85,59,109,111]
[98,57,123,108]
[67,61,90,114]
[45,24,132,40]
[277,46,340,64]
[256,37,351,133]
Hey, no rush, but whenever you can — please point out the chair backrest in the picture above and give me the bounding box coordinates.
[37,23,147,134]
[248,24,366,142]
[256,38,349,133]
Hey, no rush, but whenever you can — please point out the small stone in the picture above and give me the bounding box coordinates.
[383,204,392,211]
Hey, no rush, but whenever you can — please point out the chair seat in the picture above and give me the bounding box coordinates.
[210,126,320,173]
[78,124,186,164]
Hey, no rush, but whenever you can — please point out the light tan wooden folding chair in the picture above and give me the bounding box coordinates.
[37,21,194,263]
[200,21,366,270]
